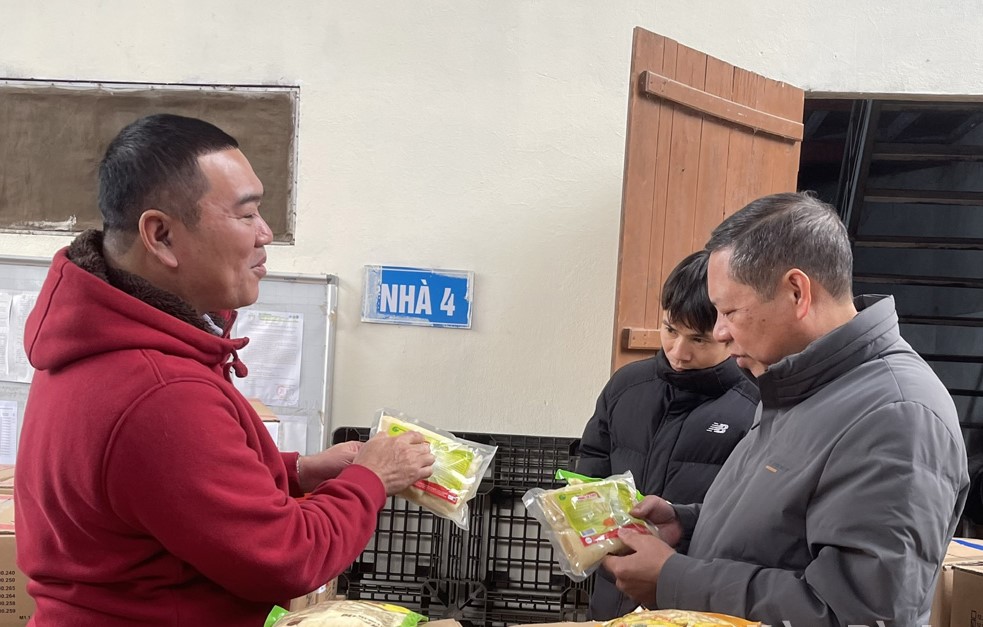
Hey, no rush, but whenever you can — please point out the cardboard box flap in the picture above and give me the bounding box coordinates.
[0,495,13,534]
[943,539,983,564]
[248,398,279,422]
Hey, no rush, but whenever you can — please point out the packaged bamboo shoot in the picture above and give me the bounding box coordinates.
[523,471,656,580]
[266,600,426,627]
[602,609,760,627]
[371,408,496,529]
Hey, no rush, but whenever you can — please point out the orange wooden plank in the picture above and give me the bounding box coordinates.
[722,67,758,218]
[692,56,735,248]
[628,37,678,364]
[623,327,662,350]
[641,72,803,141]
[611,28,667,371]
[772,81,805,192]
[743,76,802,201]
[656,44,708,327]
[749,76,785,197]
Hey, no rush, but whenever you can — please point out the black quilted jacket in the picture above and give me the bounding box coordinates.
[576,350,759,620]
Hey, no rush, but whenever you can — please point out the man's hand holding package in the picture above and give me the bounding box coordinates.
[632,495,683,548]
[297,441,362,493]
[354,431,435,495]
[602,495,680,609]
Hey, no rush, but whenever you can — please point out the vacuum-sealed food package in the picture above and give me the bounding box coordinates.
[266,600,426,627]
[602,609,760,627]
[371,408,496,530]
[523,470,656,580]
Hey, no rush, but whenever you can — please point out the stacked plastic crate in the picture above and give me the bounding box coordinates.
[331,427,591,626]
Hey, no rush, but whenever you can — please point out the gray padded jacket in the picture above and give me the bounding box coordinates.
[659,295,969,627]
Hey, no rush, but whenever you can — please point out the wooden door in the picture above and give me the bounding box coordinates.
[612,28,805,372]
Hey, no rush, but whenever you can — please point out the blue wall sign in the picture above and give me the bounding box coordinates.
[362,265,473,328]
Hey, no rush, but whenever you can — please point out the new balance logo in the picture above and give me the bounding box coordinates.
[706,422,729,434]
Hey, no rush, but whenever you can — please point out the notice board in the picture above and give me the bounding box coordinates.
[0,254,336,458]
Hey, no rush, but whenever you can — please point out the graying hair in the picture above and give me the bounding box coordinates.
[705,192,853,300]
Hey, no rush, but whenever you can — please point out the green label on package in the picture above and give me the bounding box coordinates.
[554,481,646,545]
[386,421,475,495]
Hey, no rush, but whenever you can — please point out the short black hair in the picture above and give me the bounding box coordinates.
[98,113,239,234]
[661,249,716,335]
[705,191,853,300]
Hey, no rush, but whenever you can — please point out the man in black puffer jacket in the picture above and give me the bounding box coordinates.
[577,249,759,620]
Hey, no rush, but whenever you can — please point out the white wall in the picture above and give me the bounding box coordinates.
[1,1,982,437]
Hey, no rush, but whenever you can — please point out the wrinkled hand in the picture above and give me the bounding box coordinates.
[632,495,682,548]
[602,529,676,610]
[354,432,435,495]
[298,441,362,493]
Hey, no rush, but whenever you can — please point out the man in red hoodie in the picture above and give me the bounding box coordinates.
[14,114,435,626]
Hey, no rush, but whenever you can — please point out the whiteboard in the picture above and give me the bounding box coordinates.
[0,254,336,457]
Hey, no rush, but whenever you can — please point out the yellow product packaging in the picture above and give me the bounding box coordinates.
[267,599,426,627]
[522,471,656,580]
[602,609,759,627]
[372,409,496,530]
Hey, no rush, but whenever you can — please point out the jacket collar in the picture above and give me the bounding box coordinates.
[756,294,900,408]
[68,229,228,335]
[655,349,749,397]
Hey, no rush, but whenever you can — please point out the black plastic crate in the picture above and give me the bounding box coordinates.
[424,579,488,626]
[331,426,591,626]
[484,434,580,492]
[340,578,490,624]
[332,426,371,445]
[484,487,571,592]
[483,586,591,627]
[341,579,427,611]
[333,427,449,583]
[446,492,490,582]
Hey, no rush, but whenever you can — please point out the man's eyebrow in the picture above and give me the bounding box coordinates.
[237,193,263,206]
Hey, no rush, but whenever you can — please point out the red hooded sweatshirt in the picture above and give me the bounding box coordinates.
[15,241,386,626]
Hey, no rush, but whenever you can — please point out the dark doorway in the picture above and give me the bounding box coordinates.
[798,99,983,532]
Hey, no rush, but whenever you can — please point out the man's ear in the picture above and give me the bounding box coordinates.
[785,268,812,321]
[138,210,179,269]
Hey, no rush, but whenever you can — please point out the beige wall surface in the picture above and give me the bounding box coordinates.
[1,1,981,437]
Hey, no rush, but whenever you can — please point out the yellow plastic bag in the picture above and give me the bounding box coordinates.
[373,409,496,530]
[523,471,656,580]
[602,609,760,627]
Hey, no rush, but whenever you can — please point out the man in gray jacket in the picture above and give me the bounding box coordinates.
[603,192,969,626]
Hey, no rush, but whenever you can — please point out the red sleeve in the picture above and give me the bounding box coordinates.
[103,380,386,602]
[280,451,303,497]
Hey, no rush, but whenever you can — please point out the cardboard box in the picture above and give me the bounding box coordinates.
[249,399,281,446]
[929,539,983,627]
[950,562,983,627]
[248,398,279,422]
[0,467,14,497]
[0,496,35,626]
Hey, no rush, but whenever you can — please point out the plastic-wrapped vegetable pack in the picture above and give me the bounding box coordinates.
[523,470,656,580]
[602,609,760,627]
[265,600,426,627]
[371,408,496,530]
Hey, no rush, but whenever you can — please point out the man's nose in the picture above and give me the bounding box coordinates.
[256,213,273,245]
[713,315,731,343]
[667,341,690,362]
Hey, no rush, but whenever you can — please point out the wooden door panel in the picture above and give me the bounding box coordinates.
[613,28,804,371]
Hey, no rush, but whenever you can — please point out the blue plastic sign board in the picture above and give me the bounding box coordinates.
[362,265,473,328]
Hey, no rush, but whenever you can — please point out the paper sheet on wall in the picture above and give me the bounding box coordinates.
[233,310,303,407]
[0,400,17,465]
[0,291,38,384]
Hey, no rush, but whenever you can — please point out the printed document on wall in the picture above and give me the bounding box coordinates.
[0,401,16,465]
[0,291,38,384]
[233,310,303,407]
